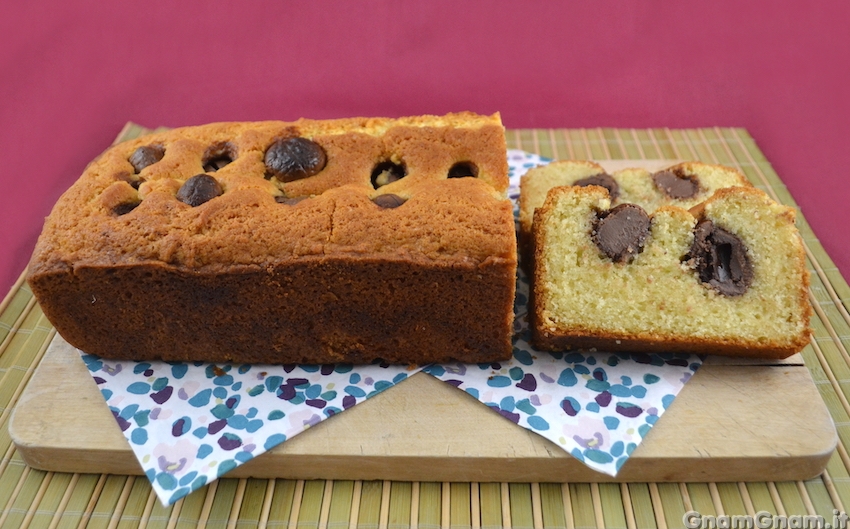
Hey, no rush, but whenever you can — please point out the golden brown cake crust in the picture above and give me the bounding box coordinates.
[28,113,517,364]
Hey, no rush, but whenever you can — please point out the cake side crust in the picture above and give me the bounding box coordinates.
[30,255,516,365]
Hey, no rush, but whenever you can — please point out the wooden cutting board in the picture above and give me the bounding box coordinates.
[10,335,836,483]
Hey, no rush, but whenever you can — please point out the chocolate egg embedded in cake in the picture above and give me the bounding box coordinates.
[264,137,327,182]
[112,200,141,216]
[687,219,753,296]
[652,169,700,199]
[574,173,619,199]
[592,204,651,263]
[176,174,223,207]
[275,196,307,206]
[372,194,406,209]
[129,145,164,173]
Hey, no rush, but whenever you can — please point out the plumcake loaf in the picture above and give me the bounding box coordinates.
[518,161,751,261]
[531,185,811,358]
[27,113,517,364]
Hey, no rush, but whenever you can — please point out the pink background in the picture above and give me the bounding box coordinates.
[2,2,848,297]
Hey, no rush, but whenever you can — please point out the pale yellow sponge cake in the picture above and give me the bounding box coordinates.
[518,161,751,260]
[531,185,811,358]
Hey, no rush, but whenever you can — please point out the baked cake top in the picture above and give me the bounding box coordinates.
[29,113,516,274]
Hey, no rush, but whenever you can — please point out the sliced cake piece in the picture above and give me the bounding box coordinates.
[530,185,811,358]
[518,161,751,262]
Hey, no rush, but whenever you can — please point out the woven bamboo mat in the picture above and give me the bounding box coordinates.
[0,126,848,528]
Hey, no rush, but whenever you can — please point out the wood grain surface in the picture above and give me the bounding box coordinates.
[10,335,836,483]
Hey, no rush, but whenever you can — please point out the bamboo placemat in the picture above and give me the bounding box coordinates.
[0,126,848,528]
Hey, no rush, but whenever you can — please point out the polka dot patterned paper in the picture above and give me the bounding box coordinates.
[84,356,422,505]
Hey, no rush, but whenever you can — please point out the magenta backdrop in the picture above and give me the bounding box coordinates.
[2,2,848,297]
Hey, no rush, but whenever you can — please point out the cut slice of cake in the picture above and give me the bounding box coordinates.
[530,184,811,358]
[518,161,751,263]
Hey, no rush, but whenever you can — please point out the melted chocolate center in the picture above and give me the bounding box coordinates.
[592,203,651,263]
[574,173,619,200]
[653,170,699,199]
[687,219,753,296]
